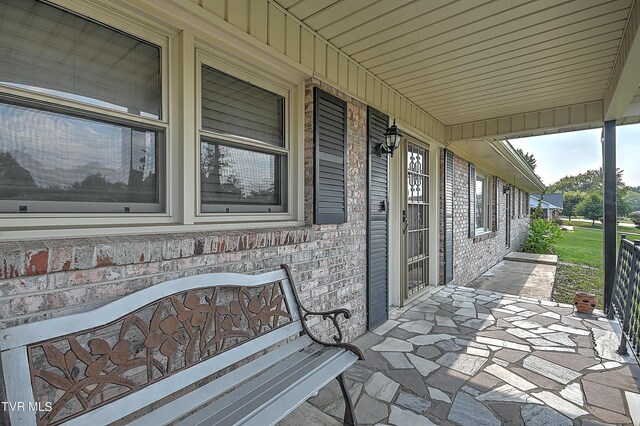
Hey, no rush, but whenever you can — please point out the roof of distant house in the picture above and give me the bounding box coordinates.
[531,193,563,210]
[530,195,560,210]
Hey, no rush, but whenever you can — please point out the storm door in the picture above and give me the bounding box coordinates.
[402,141,430,300]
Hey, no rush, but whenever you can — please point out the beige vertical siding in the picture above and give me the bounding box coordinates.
[196,0,446,142]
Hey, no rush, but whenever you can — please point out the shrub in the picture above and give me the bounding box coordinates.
[630,211,640,228]
[523,219,563,254]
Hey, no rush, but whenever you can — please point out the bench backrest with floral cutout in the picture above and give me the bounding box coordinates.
[0,268,302,426]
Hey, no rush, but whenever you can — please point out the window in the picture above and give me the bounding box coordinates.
[0,0,164,213]
[475,175,486,231]
[199,64,288,213]
[475,173,491,233]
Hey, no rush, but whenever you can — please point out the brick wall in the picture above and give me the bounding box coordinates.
[0,78,368,343]
[438,148,530,287]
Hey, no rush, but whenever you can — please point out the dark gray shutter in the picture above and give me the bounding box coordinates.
[469,163,476,238]
[444,149,454,283]
[493,176,499,231]
[367,107,389,330]
[314,88,347,224]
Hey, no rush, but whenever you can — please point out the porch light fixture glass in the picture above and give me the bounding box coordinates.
[380,119,403,157]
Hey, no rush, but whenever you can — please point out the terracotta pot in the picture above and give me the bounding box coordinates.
[574,292,596,314]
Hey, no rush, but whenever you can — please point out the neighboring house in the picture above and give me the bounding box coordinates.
[530,195,561,220]
[1,0,638,419]
[531,193,564,213]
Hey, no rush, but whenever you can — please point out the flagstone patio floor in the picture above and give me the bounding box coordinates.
[280,285,640,426]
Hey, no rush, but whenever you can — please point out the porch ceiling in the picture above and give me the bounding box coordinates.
[275,0,640,131]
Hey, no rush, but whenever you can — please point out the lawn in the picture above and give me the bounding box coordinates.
[552,226,640,310]
[561,219,640,235]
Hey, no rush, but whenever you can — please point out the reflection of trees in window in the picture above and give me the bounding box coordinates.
[0,150,157,204]
[0,151,37,198]
[201,143,243,203]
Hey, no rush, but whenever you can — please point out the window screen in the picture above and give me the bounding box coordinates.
[200,140,285,209]
[201,66,283,147]
[0,103,161,210]
[0,0,164,213]
[199,65,287,213]
[0,0,161,118]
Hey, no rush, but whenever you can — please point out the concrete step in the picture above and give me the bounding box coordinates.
[503,252,558,266]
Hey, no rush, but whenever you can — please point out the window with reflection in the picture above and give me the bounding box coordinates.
[0,0,163,213]
[476,174,486,231]
[199,65,288,213]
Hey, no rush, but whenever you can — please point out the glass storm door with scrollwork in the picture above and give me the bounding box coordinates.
[403,142,430,300]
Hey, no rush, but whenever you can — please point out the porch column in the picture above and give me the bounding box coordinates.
[603,120,617,313]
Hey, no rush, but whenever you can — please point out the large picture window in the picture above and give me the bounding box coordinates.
[0,0,164,213]
[199,64,288,213]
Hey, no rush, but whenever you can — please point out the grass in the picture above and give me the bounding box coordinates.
[561,219,640,235]
[556,227,603,268]
[552,225,640,308]
[553,264,604,310]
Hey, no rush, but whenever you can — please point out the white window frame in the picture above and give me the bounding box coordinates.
[0,0,173,229]
[475,172,492,235]
[194,48,301,223]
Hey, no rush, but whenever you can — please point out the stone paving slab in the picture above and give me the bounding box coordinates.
[282,285,640,425]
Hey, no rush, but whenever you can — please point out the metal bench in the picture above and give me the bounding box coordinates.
[0,265,363,426]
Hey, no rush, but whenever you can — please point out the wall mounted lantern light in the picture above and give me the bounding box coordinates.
[379,119,403,157]
[503,185,511,194]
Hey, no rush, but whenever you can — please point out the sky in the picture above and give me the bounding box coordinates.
[509,123,640,188]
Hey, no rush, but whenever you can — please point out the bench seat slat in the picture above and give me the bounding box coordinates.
[242,351,357,426]
[64,321,304,426]
[127,335,315,426]
[180,349,358,426]
[199,346,342,426]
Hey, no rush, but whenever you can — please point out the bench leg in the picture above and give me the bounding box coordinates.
[336,373,357,426]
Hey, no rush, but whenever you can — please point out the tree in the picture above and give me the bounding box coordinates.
[515,148,537,171]
[548,167,625,193]
[630,211,640,228]
[627,191,640,212]
[562,191,585,220]
[576,192,603,225]
[0,151,38,198]
[618,189,632,218]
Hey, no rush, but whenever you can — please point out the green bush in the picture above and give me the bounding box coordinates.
[630,211,640,228]
[523,219,563,254]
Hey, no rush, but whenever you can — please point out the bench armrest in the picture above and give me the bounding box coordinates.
[281,265,364,360]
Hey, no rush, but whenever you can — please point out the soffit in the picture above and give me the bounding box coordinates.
[275,0,633,126]
[447,139,544,193]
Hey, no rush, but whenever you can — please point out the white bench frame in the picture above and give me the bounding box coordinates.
[0,265,363,426]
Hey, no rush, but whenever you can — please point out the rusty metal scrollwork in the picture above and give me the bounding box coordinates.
[28,282,292,426]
